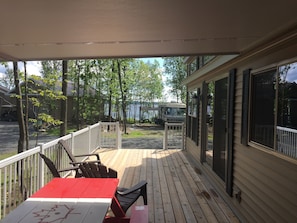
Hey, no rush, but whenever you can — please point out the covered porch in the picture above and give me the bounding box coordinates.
[0,122,240,222]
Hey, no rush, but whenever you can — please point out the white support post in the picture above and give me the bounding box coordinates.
[71,132,75,154]
[98,122,101,149]
[182,122,185,150]
[163,123,168,150]
[38,143,45,189]
[88,126,92,153]
[116,122,121,149]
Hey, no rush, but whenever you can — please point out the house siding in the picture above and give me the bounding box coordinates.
[185,29,297,222]
[186,138,200,162]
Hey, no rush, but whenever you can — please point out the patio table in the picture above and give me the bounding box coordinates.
[1,178,119,223]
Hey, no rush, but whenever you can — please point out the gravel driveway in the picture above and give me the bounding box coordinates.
[0,122,165,154]
[0,121,57,153]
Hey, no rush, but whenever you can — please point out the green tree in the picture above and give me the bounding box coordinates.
[68,59,110,128]
[132,60,163,103]
[29,61,65,135]
[163,57,187,103]
[116,59,134,133]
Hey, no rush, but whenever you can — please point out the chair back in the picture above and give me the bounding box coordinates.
[39,153,61,178]
[58,139,77,163]
[79,162,117,178]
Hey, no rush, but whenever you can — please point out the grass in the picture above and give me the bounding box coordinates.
[123,130,147,138]
[0,152,17,161]
[122,128,163,138]
[47,126,77,136]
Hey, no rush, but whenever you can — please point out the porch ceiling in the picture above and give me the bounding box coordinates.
[0,0,296,61]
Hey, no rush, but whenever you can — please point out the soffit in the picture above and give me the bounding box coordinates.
[0,0,296,61]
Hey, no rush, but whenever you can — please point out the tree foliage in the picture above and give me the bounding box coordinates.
[2,58,165,134]
[0,62,15,89]
[163,57,187,103]
[31,61,65,129]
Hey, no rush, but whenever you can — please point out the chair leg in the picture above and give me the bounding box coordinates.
[141,185,148,205]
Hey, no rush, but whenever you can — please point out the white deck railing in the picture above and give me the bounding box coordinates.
[0,122,121,219]
[163,122,185,150]
[277,126,297,159]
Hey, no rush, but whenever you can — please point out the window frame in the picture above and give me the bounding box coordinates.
[188,89,198,117]
[187,88,200,145]
[247,57,297,159]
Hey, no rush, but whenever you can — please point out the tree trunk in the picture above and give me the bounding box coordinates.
[60,60,68,137]
[13,62,27,198]
[76,61,80,130]
[13,62,26,153]
[117,60,127,134]
[24,62,29,150]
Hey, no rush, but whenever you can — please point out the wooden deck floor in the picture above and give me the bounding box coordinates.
[96,148,240,223]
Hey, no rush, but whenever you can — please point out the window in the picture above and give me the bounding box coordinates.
[188,90,198,117]
[187,56,215,76]
[250,68,276,148]
[187,58,198,76]
[190,59,197,74]
[249,60,297,158]
[187,89,200,144]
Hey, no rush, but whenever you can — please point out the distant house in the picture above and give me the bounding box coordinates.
[183,30,297,222]
[0,85,16,115]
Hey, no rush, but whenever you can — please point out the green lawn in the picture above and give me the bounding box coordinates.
[0,151,17,161]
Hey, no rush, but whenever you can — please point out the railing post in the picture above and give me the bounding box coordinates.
[182,122,185,150]
[88,125,92,153]
[163,122,168,150]
[38,143,45,189]
[98,122,101,149]
[71,132,75,154]
[116,122,121,149]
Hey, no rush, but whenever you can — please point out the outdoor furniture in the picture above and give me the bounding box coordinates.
[1,178,119,223]
[116,180,148,213]
[39,153,80,178]
[78,162,148,214]
[79,162,118,178]
[58,139,101,168]
[130,205,149,223]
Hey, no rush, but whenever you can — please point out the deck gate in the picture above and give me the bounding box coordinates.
[163,122,185,150]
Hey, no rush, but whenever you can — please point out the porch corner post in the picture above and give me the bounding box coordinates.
[88,126,91,153]
[71,132,75,154]
[163,122,168,150]
[182,122,185,150]
[38,143,45,189]
[116,122,121,149]
[98,122,101,149]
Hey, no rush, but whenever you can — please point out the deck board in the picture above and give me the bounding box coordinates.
[96,148,240,223]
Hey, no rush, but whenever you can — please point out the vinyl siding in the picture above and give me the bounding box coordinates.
[185,29,297,222]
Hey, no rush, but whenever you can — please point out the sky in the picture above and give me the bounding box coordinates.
[1,58,162,76]
[0,61,42,77]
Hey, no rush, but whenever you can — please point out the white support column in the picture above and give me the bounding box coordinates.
[116,122,122,149]
[38,143,45,188]
[88,126,92,153]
